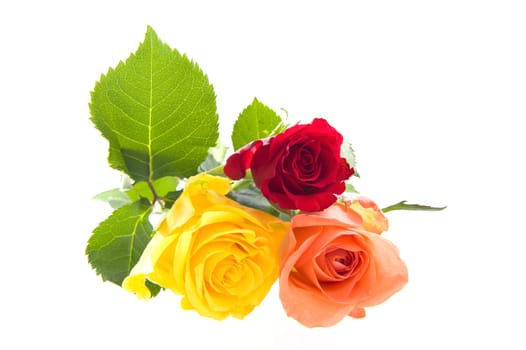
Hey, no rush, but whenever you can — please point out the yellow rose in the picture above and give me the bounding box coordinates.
[123,173,289,320]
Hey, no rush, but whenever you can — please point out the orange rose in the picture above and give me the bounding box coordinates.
[279,200,408,327]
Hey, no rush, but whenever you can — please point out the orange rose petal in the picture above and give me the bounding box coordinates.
[280,227,357,327]
[317,253,369,302]
[354,233,408,308]
[336,233,405,307]
[349,307,366,318]
[280,269,355,327]
[293,204,363,230]
[349,196,389,234]
[283,233,322,288]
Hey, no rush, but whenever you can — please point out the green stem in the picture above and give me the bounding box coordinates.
[382,200,447,213]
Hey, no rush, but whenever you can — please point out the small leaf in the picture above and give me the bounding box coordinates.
[382,200,447,213]
[231,98,282,150]
[209,141,228,162]
[199,142,228,172]
[341,140,358,176]
[93,188,132,209]
[345,182,359,194]
[127,182,154,202]
[152,176,179,197]
[90,26,218,182]
[126,177,179,204]
[86,200,153,286]
[145,280,163,297]
[153,176,181,208]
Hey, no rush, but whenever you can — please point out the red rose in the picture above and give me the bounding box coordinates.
[224,118,353,212]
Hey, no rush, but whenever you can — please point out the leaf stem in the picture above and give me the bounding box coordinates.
[147,180,161,207]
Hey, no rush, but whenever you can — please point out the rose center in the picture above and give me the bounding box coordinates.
[299,148,314,171]
[224,265,241,284]
[326,248,356,276]
[288,142,321,183]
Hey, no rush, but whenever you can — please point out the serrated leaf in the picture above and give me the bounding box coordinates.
[231,98,282,150]
[86,200,153,286]
[341,140,358,175]
[93,188,132,209]
[90,26,218,181]
[382,200,447,213]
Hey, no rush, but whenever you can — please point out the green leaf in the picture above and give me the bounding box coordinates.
[86,200,153,286]
[93,188,132,209]
[198,142,228,172]
[382,200,447,213]
[228,184,281,218]
[231,98,282,150]
[152,176,179,197]
[90,26,219,182]
[145,280,163,297]
[127,182,154,202]
[345,182,359,194]
[341,140,358,176]
[162,189,183,209]
[152,176,180,208]
[125,176,179,205]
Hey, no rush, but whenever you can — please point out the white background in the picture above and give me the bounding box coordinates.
[1,0,525,349]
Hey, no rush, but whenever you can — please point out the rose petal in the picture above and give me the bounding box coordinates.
[279,230,355,327]
[349,196,389,234]
[352,232,408,308]
[293,203,364,229]
[349,308,366,318]
[224,140,263,180]
[280,276,355,327]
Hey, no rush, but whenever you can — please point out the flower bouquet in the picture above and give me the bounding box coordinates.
[87,26,444,328]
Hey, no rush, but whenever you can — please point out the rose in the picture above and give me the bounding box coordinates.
[279,200,407,327]
[123,173,289,320]
[224,118,354,212]
[346,195,389,234]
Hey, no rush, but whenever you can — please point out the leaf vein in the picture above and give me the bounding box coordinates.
[106,90,149,128]
[127,207,151,272]
[110,128,149,147]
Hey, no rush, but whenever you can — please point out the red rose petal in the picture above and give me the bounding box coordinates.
[224,140,263,180]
